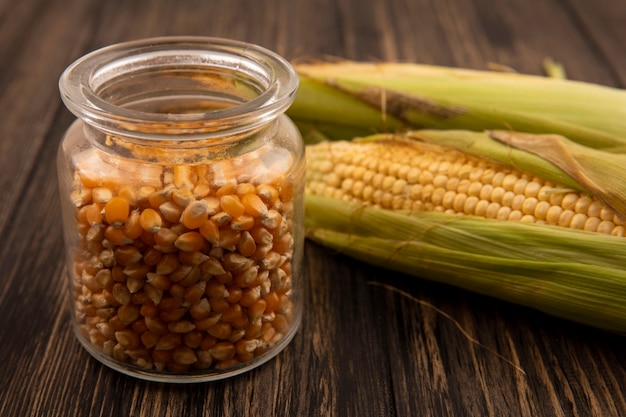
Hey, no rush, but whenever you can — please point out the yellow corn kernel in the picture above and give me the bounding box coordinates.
[153,228,178,248]
[138,186,156,203]
[159,202,184,223]
[260,210,282,230]
[221,304,244,324]
[237,231,257,257]
[104,225,133,246]
[305,139,622,236]
[231,215,255,231]
[196,318,223,338]
[148,188,172,209]
[84,203,103,226]
[272,233,293,254]
[118,304,141,326]
[92,187,113,204]
[111,282,132,306]
[181,200,210,229]
[188,299,212,321]
[202,195,220,214]
[220,194,245,218]
[118,186,139,207]
[86,223,104,243]
[278,177,294,201]
[124,210,143,240]
[210,211,231,227]
[172,188,196,207]
[156,253,180,275]
[155,333,183,350]
[272,314,290,334]
[250,226,273,246]
[178,251,210,266]
[78,169,101,188]
[168,321,196,334]
[173,165,196,189]
[218,229,241,251]
[140,331,160,349]
[200,257,226,276]
[115,328,140,347]
[123,262,151,279]
[139,208,162,233]
[94,269,113,289]
[183,282,206,305]
[99,249,115,268]
[241,193,268,217]
[114,245,143,266]
[239,286,261,308]
[199,219,220,246]
[172,346,198,365]
[561,193,579,210]
[206,322,232,340]
[236,182,257,196]
[174,232,205,252]
[216,183,237,198]
[192,183,212,199]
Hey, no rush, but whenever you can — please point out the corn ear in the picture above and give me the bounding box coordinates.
[306,194,626,334]
[294,61,626,332]
[289,62,626,150]
[305,131,626,332]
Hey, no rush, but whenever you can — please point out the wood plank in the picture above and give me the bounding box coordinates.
[566,0,626,87]
[1,0,626,416]
[335,0,621,84]
[0,0,94,236]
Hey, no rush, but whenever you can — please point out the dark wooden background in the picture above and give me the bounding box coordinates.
[2,0,626,416]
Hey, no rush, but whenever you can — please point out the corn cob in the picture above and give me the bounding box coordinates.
[304,131,626,333]
[307,133,625,235]
[288,62,626,151]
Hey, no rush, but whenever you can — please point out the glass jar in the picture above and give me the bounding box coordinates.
[57,37,304,383]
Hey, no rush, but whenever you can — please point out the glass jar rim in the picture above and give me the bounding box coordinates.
[59,36,299,140]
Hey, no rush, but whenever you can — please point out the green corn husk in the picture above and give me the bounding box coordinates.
[542,57,567,79]
[305,194,626,334]
[288,62,626,151]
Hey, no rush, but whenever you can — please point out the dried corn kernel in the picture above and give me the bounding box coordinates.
[104,196,130,226]
[181,200,210,229]
[172,188,196,207]
[174,232,205,252]
[139,208,162,233]
[84,203,103,226]
[220,195,245,218]
[241,193,268,217]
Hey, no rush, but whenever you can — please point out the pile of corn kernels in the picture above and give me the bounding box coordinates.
[69,146,298,374]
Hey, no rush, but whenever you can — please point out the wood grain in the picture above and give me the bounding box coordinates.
[1,0,626,416]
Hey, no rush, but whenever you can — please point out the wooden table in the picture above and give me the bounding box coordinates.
[2,0,625,415]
